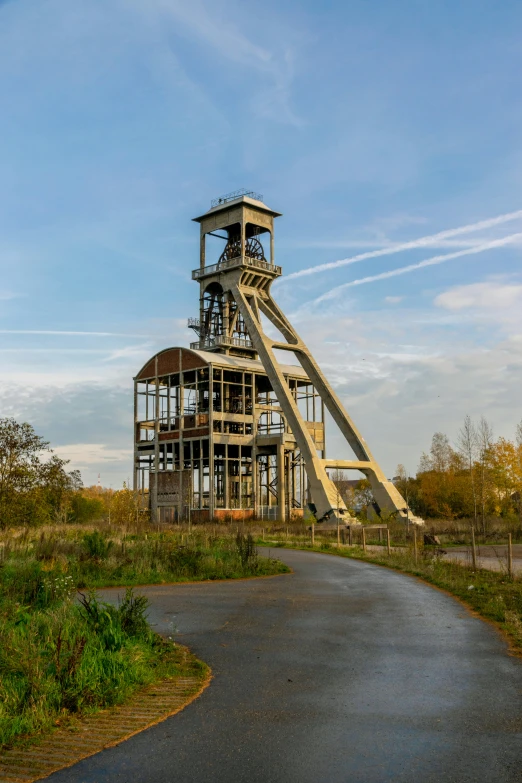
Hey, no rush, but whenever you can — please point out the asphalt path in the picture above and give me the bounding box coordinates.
[444,544,522,575]
[43,549,522,783]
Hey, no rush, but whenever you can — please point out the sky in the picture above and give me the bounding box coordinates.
[1,0,522,487]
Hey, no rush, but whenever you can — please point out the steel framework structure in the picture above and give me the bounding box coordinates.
[187,193,416,524]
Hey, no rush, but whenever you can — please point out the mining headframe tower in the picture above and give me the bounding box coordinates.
[133,190,417,524]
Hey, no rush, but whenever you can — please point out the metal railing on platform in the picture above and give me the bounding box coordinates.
[192,256,282,280]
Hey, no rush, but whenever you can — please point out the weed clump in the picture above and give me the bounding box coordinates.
[82,530,113,560]
[0,584,179,749]
[235,533,257,570]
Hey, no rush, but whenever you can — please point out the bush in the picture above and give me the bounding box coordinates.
[0,587,167,748]
[235,533,258,570]
[82,531,113,560]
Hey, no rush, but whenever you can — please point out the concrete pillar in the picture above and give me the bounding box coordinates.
[152,356,160,524]
[133,380,138,492]
[209,369,215,521]
[178,349,184,523]
[200,227,206,269]
[277,441,286,521]
[224,447,230,510]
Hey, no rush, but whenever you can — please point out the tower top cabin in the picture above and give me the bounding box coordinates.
[188,189,283,361]
[193,188,282,269]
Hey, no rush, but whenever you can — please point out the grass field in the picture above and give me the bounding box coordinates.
[0,524,288,749]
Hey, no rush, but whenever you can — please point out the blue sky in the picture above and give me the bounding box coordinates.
[1,0,521,485]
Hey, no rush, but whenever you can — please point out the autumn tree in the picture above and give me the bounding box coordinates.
[456,415,478,529]
[417,432,469,518]
[488,438,521,521]
[0,418,84,528]
[109,482,146,527]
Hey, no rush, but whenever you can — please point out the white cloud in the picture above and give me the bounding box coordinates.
[53,443,132,467]
[0,330,151,337]
[435,281,522,312]
[295,308,522,474]
[385,296,403,304]
[0,381,133,486]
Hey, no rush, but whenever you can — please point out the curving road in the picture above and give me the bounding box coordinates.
[44,549,522,783]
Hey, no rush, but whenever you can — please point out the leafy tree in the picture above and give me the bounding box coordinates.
[109,483,144,526]
[0,418,84,528]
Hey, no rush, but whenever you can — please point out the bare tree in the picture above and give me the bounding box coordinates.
[477,417,493,535]
[515,421,522,526]
[419,432,454,473]
[394,463,409,505]
[331,468,350,507]
[457,415,478,530]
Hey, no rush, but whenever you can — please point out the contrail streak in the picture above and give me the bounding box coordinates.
[314,232,522,303]
[0,330,149,337]
[284,209,522,281]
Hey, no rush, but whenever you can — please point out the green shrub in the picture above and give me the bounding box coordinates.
[0,588,171,748]
[82,531,113,560]
[235,532,257,570]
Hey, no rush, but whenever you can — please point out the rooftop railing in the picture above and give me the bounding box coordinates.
[192,255,282,280]
[211,189,263,207]
[190,335,254,351]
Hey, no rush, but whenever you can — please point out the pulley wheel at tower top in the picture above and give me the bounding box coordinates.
[218,237,266,265]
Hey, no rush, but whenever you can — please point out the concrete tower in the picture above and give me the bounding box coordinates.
[185,189,413,524]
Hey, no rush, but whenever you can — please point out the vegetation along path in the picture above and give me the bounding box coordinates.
[41,549,521,783]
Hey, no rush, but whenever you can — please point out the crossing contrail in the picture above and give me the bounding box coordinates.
[0,330,149,337]
[313,232,522,303]
[284,209,522,281]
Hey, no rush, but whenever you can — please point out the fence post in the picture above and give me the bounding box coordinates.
[387,528,391,555]
[362,526,366,552]
[311,523,315,547]
[349,526,353,546]
[413,527,418,564]
[508,532,513,579]
[337,522,341,548]
[471,525,477,570]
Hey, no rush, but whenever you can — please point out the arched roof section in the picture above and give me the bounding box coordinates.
[134,347,208,381]
[134,346,310,381]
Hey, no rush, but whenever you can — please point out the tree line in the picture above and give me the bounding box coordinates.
[395,416,522,529]
[0,418,144,529]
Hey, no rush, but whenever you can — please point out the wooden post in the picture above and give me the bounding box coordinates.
[387,528,391,555]
[508,532,513,579]
[471,525,477,570]
[349,526,353,546]
[337,522,340,548]
[362,526,366,552]
[413,526,418,564]
[311,523,315,547]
